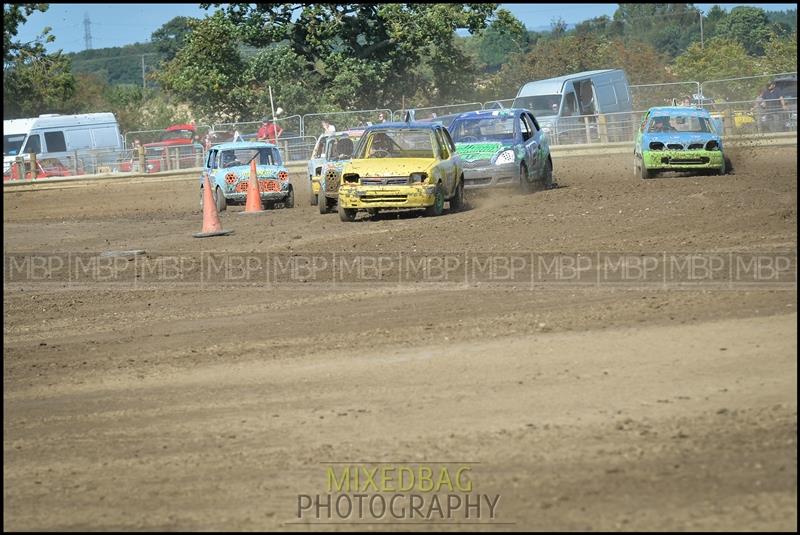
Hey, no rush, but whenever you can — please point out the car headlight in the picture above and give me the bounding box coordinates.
[494,150,515,165]
[410,172,427,183]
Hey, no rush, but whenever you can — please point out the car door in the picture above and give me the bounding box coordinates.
[433,127,455,194]
[635,111,650,157]
[525,112,546,175]
[519,113,539,175]
[441,127,462,188]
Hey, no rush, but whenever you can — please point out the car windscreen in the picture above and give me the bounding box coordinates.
[450,117,516,143]
[4,134,26,156]
[356,130,434,159]
[512,94,561,117]
[647,115,713,133]
[220,148,276,167]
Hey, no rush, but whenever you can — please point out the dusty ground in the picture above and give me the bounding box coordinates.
[3,146,797,531]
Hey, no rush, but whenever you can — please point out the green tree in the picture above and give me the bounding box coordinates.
[201,3,497,109]
[714,6,774,56]
[4,4,76,118]
[613,3,701,58]
[4,3,52,65]
[761,32,797,74]
[672,37,759,102]
[155,12,250,122]
[4,52,75,117]
[476,9,529,70]
[702,5,728,40]
[151,16,196,61]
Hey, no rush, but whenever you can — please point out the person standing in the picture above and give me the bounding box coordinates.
[321,120,336,134]
[257,107,284,144]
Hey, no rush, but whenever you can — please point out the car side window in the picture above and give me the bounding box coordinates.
[207,150,217,169]
[639,112,650,133]
[442,128,457,154]
[435,129,450,159]
[520,115,533,142]
[272,148,282,165]
[526,113,540,132]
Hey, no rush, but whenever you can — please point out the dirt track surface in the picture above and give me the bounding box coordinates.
[4,146,797,531]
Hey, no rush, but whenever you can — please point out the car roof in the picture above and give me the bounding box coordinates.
[453,109,524,119]
[365,122,444,131]
[647,106,711,117]
[211,141,277,150]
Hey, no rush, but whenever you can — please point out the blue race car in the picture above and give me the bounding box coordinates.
[448,109,554,192]
[200,141,294,211]
[634,107,731,179]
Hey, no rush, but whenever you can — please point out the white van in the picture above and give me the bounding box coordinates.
[3,113,123,174]
[511,69,633,143]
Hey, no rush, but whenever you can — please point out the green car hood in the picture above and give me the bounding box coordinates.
[455,142,507,162]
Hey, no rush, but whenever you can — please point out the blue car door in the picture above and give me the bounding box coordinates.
[519,112,540,174]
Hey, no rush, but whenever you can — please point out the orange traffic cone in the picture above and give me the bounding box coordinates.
[193,173,234,238]
[239,159,265,214]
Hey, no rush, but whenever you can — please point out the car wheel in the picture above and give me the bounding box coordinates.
[319,193,330,214]
[338,204,357,222]
[310,179,318,206]
[215,186,227,212]
[449,178,465,212]
[542,158,554,188]
[284,186,295,209]
[424,182,445,217]
[720,155,733,175]
[519,162,534,193]
[639,157,655,180]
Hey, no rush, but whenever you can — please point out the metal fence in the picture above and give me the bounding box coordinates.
[629,81,701,110]
[212,114,303,144]
[391,102,483,122]
[124,125,212,148]
[301,109,392,138]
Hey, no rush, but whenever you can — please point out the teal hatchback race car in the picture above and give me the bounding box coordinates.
[200,141,294,211]
[634,107,732,179]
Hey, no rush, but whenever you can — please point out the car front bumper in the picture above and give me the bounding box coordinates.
[224,191,289,202]
[338,184,435,210]
[462,162,519,189]
[643,149,724,170]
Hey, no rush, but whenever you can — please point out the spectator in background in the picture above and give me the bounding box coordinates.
[321,120,336,134]
[758,82,787,132]
[377,112,387,123]
[257,107,284,144]
[681,96,692,107]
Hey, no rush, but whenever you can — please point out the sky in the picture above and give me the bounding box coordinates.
[13,3,798,55]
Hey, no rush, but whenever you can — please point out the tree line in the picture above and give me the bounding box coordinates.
[4,3,797,133]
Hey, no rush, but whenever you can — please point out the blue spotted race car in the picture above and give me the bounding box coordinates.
[200,141,294,211]
[634,107,732,179]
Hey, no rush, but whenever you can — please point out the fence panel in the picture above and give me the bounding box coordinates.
[124,124,212,149]
[212,115,303,145]
[700,73,797,135]
[629,81,701,110]
[277,135,318,162]
[391,102,483,122]
[301,109,392,139]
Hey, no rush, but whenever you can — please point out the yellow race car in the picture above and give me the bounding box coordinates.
[337,123,465,222]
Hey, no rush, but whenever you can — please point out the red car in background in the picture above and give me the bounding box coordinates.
[3,158,73,181]
[122,123,204,173]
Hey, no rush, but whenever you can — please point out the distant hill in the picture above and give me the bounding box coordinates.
[67,43,163,86]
